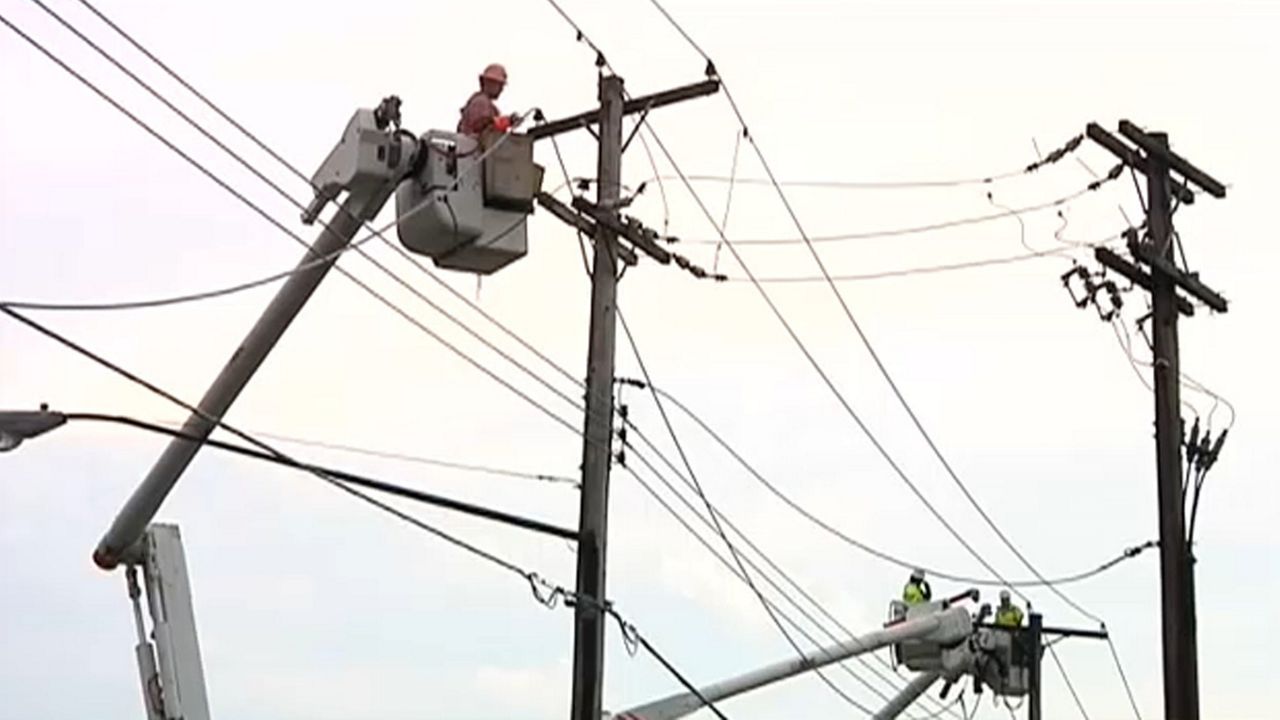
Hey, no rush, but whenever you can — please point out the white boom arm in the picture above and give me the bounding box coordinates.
[871,671,942,720]
[92,101,417,569]
[612,606,972,720]
[127,524,212,720]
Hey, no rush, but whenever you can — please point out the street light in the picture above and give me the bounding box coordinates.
[0,406,67,452]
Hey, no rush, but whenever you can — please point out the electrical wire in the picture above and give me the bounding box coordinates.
[537,0,612,72]
[641,171,1036,191]
[1,305,736,720]
[13,9,847,714]
[1106,634,1144,720]
[55,1,1116,712]
[0,234,378,311]
[633,3,1113,711]
[628,379,1158,588]
[62,413,577,539]
[635,118,672,236]
[725,232,1124,284]
[640,0,1117,624]
[617,310,878,716]
[0,10,606,444]
[152,422,580,486]
[605,604,733,720]
[1048,644,1092,720]
[988,189,1035,255]
[678,186,1105,246]
[68,0,615,426]
[0,304,551,581]
[522,13,941,709]
[619,406,966,717]
[620,447,923,715]
[713,130,743,273]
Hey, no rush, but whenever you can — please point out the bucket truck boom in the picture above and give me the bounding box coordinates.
[611,605,975,720]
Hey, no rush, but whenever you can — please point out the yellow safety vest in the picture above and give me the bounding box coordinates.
[903,582,926,605]
[995,604,1024,627]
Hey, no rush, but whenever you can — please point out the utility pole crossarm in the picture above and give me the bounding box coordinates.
[1086,123,1196,205]
[1127,241,1229,312]
[1094,247,1195,316]
[528,79,720,141]
[534,192,639,266]
[571,197,672,264]
[1119,120,1227,198]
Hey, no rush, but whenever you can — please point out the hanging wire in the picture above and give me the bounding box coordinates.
[724,231,1125,284]
[1106,632,1145,720]
[617,309,877,716]
[713,129,744,273]
[680,185,1106,245]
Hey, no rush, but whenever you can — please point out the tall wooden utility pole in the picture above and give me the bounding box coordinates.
[570,72,625,720]
[525,74,719,720]
[1088,120,1228,720]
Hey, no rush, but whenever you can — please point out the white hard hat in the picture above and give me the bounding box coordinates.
[910,568,925,581]
[999,589,1011,602]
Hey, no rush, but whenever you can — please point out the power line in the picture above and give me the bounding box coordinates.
[618,447,919,716]
[1,304,549,580]
[521,13,933,714]
[42,25,890,707]
[723,231,1124,284]
[618,388,968,716]
[153,421,580,487]
[677,177,1119,247]
[638,167,1065,191]
[1107,634,1144,720]
[20,9,906,712]
[1,304,736,720]
[62,412,577,539]
[0,9,599,442]
[632,2,1116,710]
[624,378,1159,587]
[617,309,877,716]
[640,0,1112,624]
[12,19,875,712]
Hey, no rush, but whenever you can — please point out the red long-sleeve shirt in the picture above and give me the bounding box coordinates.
[458,91,500,136]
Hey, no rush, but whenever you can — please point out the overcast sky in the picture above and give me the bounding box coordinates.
[2,1,1277,718]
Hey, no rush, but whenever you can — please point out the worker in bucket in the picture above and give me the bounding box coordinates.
[902,568,932,605]
[458,63,519,137]
[994,589,1025,627]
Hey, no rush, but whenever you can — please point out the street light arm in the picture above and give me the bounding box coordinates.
[0,408,67,451]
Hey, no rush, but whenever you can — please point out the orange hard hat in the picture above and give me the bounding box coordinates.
[480,63,508,84]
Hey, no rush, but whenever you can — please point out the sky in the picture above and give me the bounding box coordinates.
[2,0,1277,718]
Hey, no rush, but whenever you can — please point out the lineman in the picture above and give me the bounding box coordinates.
[458,63,519,137]
[994,589,1025,627]
[902,568,932,605]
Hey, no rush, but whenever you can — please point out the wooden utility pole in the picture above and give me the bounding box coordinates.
[527,74,719,720]
[569,72,625,720]
[1088,120,1228,720]
[1146,131,1197,720]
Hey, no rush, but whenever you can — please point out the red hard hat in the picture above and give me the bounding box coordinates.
[481,63,508,84]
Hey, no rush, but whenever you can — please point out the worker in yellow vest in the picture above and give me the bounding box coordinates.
[902,568,932,605]
[994,589,1025,627]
